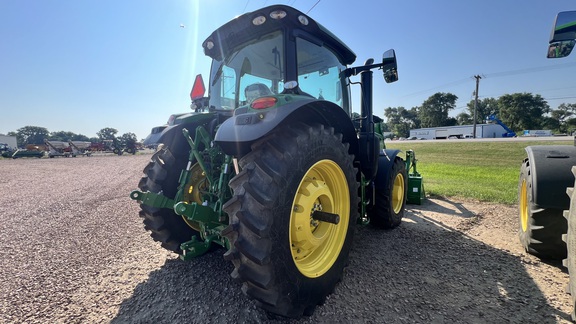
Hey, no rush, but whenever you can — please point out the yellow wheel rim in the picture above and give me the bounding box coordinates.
[181,163,207,231]
[520,178,529,232]
[290,160,349,278]
[392,172,405,214]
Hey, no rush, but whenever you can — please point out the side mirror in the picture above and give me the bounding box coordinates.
[548,11,576,58]
[382,49,398,83]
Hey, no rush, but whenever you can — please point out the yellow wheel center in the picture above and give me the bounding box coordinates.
[520,178,529,232]
[392,173,405,214]
[290,160,349,278]
[181,163,207,231]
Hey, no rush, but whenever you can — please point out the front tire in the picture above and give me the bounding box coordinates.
[222,123,358,318]
[518,159,567,259]
[367,156,407,229]
[138,145,199,253]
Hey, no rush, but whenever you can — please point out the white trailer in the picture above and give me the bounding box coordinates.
[0,135,17,150]
[410,124,510,139]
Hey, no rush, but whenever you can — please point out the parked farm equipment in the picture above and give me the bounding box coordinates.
[45,140,71,158]
[518,10,576,320]
[68,141,92,157]
[2,147,44,159]
[486,114,516,137]
[130,5,422,318]
[87,140,123,155]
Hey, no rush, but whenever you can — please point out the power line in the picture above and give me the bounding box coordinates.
[306,0,321,14]
[400,77,473,98]
[484,61,576,79]
[243,0,250,12]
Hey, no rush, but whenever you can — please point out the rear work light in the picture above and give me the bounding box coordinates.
[251,97,277,109]
[270,10,287,19]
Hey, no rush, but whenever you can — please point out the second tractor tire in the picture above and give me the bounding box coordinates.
[367,155,407,229]
[138,146,199,254]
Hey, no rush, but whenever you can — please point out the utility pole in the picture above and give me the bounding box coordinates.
[472,75,481,139]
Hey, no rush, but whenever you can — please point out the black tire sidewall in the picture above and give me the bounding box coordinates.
[368,156,407,229]
[271,131,356,310]
[226,123,358,317]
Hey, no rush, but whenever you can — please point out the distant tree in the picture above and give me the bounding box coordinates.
[49,131,76,142]
[498,93,550,131]
[385,106,419,137]
[406,107,421,129]
[71,134,90,141]
[97,128,119,141]
[89,137,99,143]
[15,126,49,146]
[466,97,499,124]
[541,116,560,132]
[48,131,91,142]
[550,103,576,134]
[418,92,458,128]
[456,112,473,125]
[119,132,138,147]
[444,117,458,126]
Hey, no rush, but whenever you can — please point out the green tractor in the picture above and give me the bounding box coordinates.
[130,5,421,318]
[518,10,576,320]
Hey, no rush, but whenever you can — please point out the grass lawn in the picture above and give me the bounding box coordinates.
[384,139,573,205]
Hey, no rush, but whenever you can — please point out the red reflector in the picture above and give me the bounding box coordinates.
[190,74,206,100]
[251,97,277,109]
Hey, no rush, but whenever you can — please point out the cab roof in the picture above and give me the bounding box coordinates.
[202,5,356,66]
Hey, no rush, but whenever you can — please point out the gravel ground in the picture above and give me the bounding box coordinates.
[0,153,572,323]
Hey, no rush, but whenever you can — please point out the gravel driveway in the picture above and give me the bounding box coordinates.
[0,153,572,323]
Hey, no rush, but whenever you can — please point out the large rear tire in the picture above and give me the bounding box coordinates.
[138,146,200,254]
[564,166,576,321]
[367,156,407,229]
[222,123,358,318]
[518,159,567,259]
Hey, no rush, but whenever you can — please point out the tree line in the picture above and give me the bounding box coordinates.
[384,92,576,138]
[1,126,138,148]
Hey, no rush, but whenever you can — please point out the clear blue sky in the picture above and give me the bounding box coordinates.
[2,0,576,140]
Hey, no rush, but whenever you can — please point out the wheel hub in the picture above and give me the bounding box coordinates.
[290,160,349,278]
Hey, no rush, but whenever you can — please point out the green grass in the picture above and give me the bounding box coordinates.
[385,140,573,205]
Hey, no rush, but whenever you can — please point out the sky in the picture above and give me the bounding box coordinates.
[2,0,576,141]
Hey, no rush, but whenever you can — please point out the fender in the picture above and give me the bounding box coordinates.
[526,145,576,209]
[373,149,403,190]
[156,112,220,158]
[214,98,358,157]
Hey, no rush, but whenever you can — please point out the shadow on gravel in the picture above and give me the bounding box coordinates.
[112,199,571,324]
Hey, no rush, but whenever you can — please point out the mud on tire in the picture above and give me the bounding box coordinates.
[222,122,358,318]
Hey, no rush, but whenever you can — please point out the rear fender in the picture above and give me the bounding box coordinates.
[525,145,576,209]
[374,149,402,190]
[156,113,218,158]
[214,99,358,157]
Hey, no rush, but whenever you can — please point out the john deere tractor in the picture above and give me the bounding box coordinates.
[130,5,421,317]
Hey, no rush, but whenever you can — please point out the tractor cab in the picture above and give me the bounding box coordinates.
[204,5,398,162]
[202,5,356,114]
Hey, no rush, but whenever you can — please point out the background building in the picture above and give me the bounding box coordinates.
[409,124,512,139]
